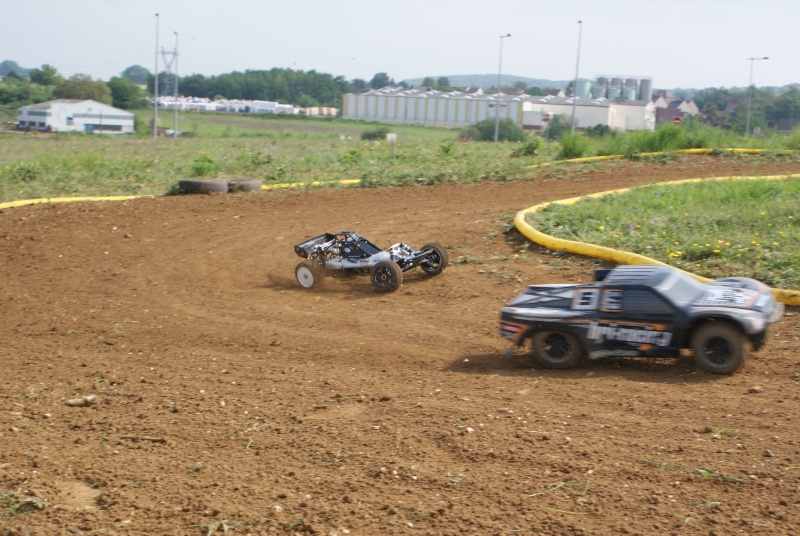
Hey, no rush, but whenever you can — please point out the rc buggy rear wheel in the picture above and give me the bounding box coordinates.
[420,242,449,275]
[370,260,403,292]
[295,262,324,289]
[691,322,750,375]
[531,331,585,369]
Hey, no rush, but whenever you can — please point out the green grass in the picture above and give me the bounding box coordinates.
[529,177,800,288]
[0,114,540,202]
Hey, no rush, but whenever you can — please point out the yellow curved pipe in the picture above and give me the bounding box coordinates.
[514,174,800,305]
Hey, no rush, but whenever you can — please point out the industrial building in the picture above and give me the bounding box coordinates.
[17,99,135,134]
[342,82,656,132]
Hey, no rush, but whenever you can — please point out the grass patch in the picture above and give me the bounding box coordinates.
[528,177,800,288]
[0,489,47,522]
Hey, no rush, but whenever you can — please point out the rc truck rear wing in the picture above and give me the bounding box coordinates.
[294,233,336,258]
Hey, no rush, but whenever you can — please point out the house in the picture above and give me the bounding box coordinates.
[653,97,700,125]
[17,99,135,134]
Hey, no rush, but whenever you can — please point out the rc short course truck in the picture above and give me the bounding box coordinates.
[294,231,448,292]
[499,264,784,375]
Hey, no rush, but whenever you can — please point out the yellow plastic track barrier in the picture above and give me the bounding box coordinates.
[514,174,800,305]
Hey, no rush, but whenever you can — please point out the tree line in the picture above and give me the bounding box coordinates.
[2,59,799,135]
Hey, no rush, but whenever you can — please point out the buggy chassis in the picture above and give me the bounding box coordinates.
[294,231,448,292]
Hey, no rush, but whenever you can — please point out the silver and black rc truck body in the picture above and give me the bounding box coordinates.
[499,264,783,374]
[294,231,448,292]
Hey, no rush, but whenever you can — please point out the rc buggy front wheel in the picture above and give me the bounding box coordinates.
[370,260,403,292]
[295,262,324,289]
[531,331,585,369]
[691,322,750,375]
[420,242,449,275]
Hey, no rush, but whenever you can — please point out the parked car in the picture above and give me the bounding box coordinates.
[499,264,783,374]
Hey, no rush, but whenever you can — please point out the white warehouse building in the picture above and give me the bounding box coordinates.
[342,88,655,132]
[17,99,135,134]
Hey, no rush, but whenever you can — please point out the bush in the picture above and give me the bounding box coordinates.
[458,127,480,141]
[191,154,217,177]
[361,126,389,140]
[557,133,590,160]
[468,118,526,142]
[511,136,543,157]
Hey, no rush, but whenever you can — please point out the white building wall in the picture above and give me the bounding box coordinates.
[18,100,134,134]
[340,90,655,132]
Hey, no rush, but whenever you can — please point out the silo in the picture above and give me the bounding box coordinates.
[625,78,638,94]
[576,79,591,99]
[596,76,608,98]
[610,77,624,93]
[639,78,653,101]
[625,87,637,101]
[607,85,621,100]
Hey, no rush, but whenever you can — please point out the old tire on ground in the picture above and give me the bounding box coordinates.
[691,321,750,375]
[178,179,228,194]
[419,242,449,275]
[531,331,585,369]
[295,262,324,289]
[227,179,263,192]
[370,260,403,292]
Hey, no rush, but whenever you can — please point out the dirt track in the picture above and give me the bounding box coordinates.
[2,155,800,535]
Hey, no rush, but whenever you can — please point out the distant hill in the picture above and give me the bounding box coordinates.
[401,74,570,90]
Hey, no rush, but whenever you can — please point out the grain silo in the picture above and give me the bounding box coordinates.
[638,78,653,101]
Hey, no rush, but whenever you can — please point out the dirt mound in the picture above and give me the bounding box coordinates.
[2,155,799,535]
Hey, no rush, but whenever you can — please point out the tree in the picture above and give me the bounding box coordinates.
[421,76,437,89]
[766,86,800,126]
[350,78,368,93]
[121,65,150,85]
[369,72,393,90]
[0,60,29,78]
[108,77,145,109]
[437,77,451,91]
[53,74,112,104]
[545,114,571,139]
[29,64,62,86]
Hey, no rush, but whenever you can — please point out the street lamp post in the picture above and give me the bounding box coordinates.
[493,33,511,143]
[153,13,159,139]
[571,20,582,135]
[745,56,768,137]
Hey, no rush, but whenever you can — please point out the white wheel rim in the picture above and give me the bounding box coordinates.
[296,266,315,288]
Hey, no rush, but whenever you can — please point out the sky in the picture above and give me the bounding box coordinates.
[2,0,797,91]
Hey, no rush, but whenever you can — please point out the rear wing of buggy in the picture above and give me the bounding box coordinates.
[294,233,337,258]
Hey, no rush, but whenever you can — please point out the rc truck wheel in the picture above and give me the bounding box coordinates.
[420,242,449,275]
[370,260,403,292]
[295,262,323,289]
[531,331,584,369]
[691,322,750,375]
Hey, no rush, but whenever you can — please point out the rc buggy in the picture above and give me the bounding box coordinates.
[499,264,784,375]
[294,231,448,292]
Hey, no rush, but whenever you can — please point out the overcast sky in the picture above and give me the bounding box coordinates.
[3,0,797,90]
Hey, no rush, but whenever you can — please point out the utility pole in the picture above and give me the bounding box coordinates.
[744,56,769,137]
[153,13,159,139]
[493,33,511,143]
[160,32,179,138]
[571,20,582,135]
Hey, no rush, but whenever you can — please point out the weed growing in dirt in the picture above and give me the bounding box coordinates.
[0,489,46,522]
[529,177,800,288]
[638,457,743,484]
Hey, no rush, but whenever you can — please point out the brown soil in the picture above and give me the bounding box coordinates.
[2,155,800,536]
